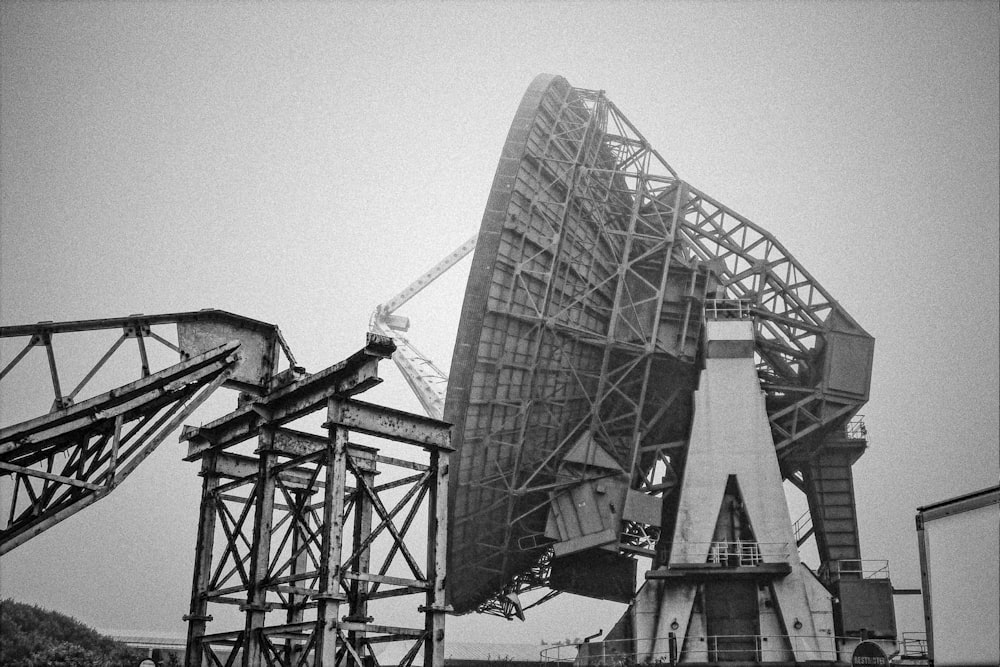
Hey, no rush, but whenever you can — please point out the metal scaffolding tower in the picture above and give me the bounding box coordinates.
[181,334,452,667]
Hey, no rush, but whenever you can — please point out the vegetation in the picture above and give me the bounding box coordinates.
[0,599,144,667]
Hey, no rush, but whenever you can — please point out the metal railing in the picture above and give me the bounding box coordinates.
[709,540,761,566]
[541,634,857,665]
[821,558,891,581]
[669,540,790,566]
[900,632,928,657]
[705,298,753,321]
[793,509,813,545]
[846,415,868,442]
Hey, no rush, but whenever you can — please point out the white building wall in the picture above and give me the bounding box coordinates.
[924,501,1000,666]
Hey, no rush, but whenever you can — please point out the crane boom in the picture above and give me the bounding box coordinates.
[370,235,477,418]
[376,235,478,318]
[370,320,448,419]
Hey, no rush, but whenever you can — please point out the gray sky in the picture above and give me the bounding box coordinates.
[1,0,997,646]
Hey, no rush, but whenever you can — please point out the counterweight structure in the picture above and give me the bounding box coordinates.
[373,74,887,660]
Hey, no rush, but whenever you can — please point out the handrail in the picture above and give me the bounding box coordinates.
[540,634,882,664]
[821,558,891,581]
[793,509,813,546]
[846,415,869,442]
[704,298,754,321]
[900,632,928,657]
[670,540,791,565]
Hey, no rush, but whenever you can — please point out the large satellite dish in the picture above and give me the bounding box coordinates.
[443,74,873,615]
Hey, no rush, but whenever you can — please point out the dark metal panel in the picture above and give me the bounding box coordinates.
[823,330,875,398]
[706,340,755,358]
[549,549,636,603]
[704,580,760,661]
[836,578,897,639]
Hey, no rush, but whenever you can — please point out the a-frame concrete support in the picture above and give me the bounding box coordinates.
[634,317,835,663]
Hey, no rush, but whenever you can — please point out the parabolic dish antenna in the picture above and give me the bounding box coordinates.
[440,74,874,615]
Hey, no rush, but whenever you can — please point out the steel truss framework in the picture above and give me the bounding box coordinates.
[0,311,295,554]
[407,74,877,615]
[183,336,452,667]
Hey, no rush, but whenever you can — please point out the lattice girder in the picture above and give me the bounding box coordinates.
[0,342,239,554]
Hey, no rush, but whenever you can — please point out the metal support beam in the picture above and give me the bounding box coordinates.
[315,423,348,666]
[346,445,376,658]
[182,347,450,667]
[423,448,450,665]
[183,350,387,459]
[184,454,220,667]
[325,399,452,450]
[243,427,278,666]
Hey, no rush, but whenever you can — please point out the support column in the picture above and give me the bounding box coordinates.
[423,448,449,667]
[315,409,349,666]
[346,448,377,661]
[285,488,311,666]
[185,453,219,667]
[243,426,278,666]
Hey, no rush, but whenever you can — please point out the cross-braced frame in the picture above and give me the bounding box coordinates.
[184,339,451,667]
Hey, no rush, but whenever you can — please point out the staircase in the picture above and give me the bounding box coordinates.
[793,509,814,547]
[803,449,863,564]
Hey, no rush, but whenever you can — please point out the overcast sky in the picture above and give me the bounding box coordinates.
[1,0,997,646]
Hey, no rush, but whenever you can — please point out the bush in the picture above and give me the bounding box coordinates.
[23,642,104,667]
[0,599,144,667]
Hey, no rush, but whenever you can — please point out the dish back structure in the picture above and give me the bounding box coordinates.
[443,74,874,615]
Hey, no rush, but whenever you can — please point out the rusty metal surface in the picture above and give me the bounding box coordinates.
[325,399,452,450]
[177,319,276,394]
[182,344,392,460]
